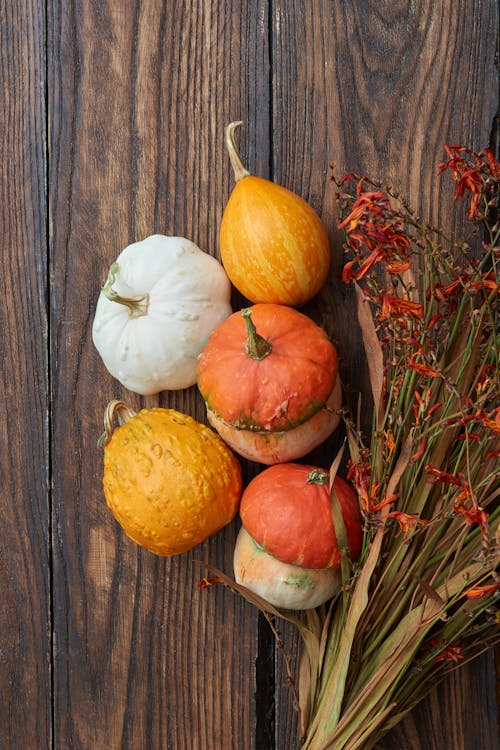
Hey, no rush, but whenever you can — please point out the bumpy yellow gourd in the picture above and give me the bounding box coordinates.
[100,401,242,555]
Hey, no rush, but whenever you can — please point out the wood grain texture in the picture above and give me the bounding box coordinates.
[271,2,499,749]
[0,1,50,748]
[48,1,268,748]
[1,0,498,748]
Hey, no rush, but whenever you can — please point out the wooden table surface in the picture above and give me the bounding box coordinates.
[2,1,499,748]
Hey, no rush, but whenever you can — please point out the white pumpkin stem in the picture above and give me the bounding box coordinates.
[225,121,251,182]
[102,262,149,318]
[98,400,137,447]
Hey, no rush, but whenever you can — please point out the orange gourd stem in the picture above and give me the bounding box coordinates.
[225,121,251,182]
[242,308,272,360]
[98,400,137,447]
[307,469,329,485]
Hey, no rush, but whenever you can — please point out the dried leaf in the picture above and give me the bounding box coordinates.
[343,702,398,750]
[416,576,445,606]
[298,644,316,736]
[302,524,387,746]
[354,432,432,638]
[340,560,485,722]
[355,282,384,427]
[299,161,500,750]
[345,418,362,465]
[298,610,326,734]
[318,599,338,673]
[329,443,353,585]
[330,629,432,749]
[200,563,306,631]
[329,441,346,491]
[325,592,445,749]
[330,483,352,584]
[385,430,414,500]
[405,313,484,517]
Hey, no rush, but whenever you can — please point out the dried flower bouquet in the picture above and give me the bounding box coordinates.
[204,145,499,750]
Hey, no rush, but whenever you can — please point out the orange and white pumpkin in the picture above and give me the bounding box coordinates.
[197,304,341,464]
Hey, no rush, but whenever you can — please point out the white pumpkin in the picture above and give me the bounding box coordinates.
[92,235,232,395]
[233,527,341,610]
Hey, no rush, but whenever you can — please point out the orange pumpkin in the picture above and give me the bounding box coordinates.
[197,304,341,464]
[100,401,242,556]
[239,463,362,569]
[219,122,330,306]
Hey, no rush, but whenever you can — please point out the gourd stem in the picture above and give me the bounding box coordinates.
[242,309,272,360]
[102,262,149,318]
[98,400,137,447]
[225,121,251,182]
[306,469,329,485]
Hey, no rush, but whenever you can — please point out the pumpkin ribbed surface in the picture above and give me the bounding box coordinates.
[197,304,338,432]
[220,176,330,306]
[103,408,242,555]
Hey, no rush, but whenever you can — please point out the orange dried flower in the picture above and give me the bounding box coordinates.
[454,502,489,529]
[425,466,464,486]
[338,187,389,231]
[197,577,223,589]
[427,638,463,663]
[482,147,500,178]
[347,460,393,514]
[347,459,372,512]
[385,511,429,535]
[411,437,427,460]
[455,169,483,218]
[439,145,500,218]
[384,429,396,459]
[339,182,412,282]
[413,389,438,424]
[480,407,500,435]
[465,583,500,599]
[380,293,423,321]
[457,432,481,442]
[372,493,398,512]
[469,275,500,294]
[408,354,442,379]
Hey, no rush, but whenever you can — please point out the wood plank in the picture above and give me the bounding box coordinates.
[0,1,50,748]
[270,1,499,748]
[48,1,269,748]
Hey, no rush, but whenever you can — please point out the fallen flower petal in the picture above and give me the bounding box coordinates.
[197,577,224,589]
